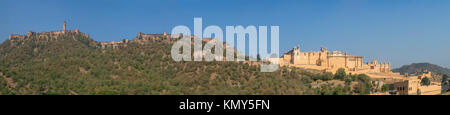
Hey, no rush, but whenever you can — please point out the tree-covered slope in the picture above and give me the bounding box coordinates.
[0,33,375,95]
[392,63,450,76]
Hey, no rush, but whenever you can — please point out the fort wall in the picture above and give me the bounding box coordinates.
[278,45,391,74]
[9,22,89,40]
[137,32,170,40]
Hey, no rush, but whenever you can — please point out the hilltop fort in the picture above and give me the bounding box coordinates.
[7,22,176,49]
[97,32,171,49]
[9,21,89,40]
[5,22,443,95]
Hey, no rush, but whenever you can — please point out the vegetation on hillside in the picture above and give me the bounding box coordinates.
[0,34,379,95]
[392,63,450,76]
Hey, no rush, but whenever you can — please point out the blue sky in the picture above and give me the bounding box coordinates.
[1,0,450,68]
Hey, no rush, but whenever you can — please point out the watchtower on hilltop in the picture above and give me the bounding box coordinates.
[8,21,90,40]
[63,21,67,31]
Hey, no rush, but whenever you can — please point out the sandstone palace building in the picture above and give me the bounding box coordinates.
[273,45,442,95]
[278,46,391,74]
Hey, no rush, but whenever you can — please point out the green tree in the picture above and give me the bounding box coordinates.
[349,74,357,81]
[314,72,333,81]
[357,74,370,83]
[334,68,346,80]
[323,72,333,81]
[381,84,390,92]
[256,54,261,61]
[421,77,431,86]
[442,74,449,83]
[314,74,329,81]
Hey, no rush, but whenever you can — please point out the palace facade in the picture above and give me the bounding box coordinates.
[278,45,390,74]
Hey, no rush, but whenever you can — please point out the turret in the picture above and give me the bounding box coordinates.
[320,46,328,53]
[371,59,378,65]
[138,32,143,38]
[27,31,33,37]
[293,45,301,55]
[64,21,66,31]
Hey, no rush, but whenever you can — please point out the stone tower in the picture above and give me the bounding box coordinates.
[292,45,301,65]
[64,21,66,31]
[27,31,33,37]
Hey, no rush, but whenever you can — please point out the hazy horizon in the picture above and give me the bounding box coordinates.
[1,0,450,68]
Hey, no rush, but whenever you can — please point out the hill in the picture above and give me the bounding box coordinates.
[392,63,450,76]
[0,32,376,95]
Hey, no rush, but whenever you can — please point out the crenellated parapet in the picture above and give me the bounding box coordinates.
[278,45,393,74]
[40,29,85,36]
[9,29,89,41]
[8,21,89,41]
[363,60,391,73]
[98,39,129,49]
[9,34,25,40]
[137,32,171,40]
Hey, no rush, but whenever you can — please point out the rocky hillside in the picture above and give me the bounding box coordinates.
[392,63,450,76]
[0,32,375,95]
